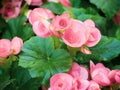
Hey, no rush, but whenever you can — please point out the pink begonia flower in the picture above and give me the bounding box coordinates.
[80,46,92,54]
[1,0,21,18]
[90,61,111,86]
[28,8,54,25]
[108,70,118,84]
[72,77,89,90]
[62,20,88,47]
[59,0,71,7]
[32,20,52,38]
[87,80,100,90]
[25,0,42,6]
[115,70,120,84]
[113,9,120,25]
[49,73,73,90]
[0,39,11,58]
[68,62,89,80]
[50,13,72,37]
[84,19,101,47]
[11,37,23,55]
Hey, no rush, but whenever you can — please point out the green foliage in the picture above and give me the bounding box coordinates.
[1,15,34,41]
[41,2,64,15]
[70,0,81,8]
[76,36,120,62]
[90,0,120,18]
[19,36,72,85]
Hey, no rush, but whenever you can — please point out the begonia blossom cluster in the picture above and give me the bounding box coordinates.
[48,61,120,90]
[0,37,23,59]
[28,8,101,54]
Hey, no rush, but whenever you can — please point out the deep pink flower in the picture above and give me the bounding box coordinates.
[11,37,23,55]
[87,80,100,90]
[115,70,120,84]
[62,20,88,47]
[59,0,71,7]
[0,39,11,58]
[28,8,54,25]
[108,70,118,84]
[68,62,89,80]
[84,19,101,47]
[1,0,21,18]
[72,78,89,90]
[32,20,52,38]
[49,73,73,90]
[90,61,111,86]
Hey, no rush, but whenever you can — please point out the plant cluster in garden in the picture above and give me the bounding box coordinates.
[28,7,101,54]
[0,0,120,90]
[48,61,120,90]
[0,37,23,59]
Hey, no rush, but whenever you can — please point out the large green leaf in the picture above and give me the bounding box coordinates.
[90,0,120,18]
[4,65,41,90]
[70,0,81,8]
[2,15,34,41]
[19,36,72,85]
[41,2,64,15]
[76,36,120,62]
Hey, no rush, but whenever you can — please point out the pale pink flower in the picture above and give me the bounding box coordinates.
[0,39,11,58]
[62,20,88,47]
[90,61,111,86]
[87,80,100,90]
[72,77,89,90]
[50,13,72,37]
[28,8,54,25]
[68,62,89,80]
[32,20,52,38]
[49,73,73,90]
[25,0,43,6]
[59,0,71,7]
[11,37,23,55]
[84,19,101,47]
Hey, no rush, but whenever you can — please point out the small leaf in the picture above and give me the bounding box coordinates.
[70,0,81,8]
[2,15,34,41]
[90,0,120,18]
[19,36,72,85]
[41,2,64,15]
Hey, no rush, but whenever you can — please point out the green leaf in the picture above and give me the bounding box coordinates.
[76,36,120,62]
[0,79,15,90]
[5,64,41,90]
[116,26,120,40]
[70,0,81,8]
[90,0,120,18]
[19,36,72,85]
[41,2,64,15]
[2,15,34,41]
[0,16,8,34]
